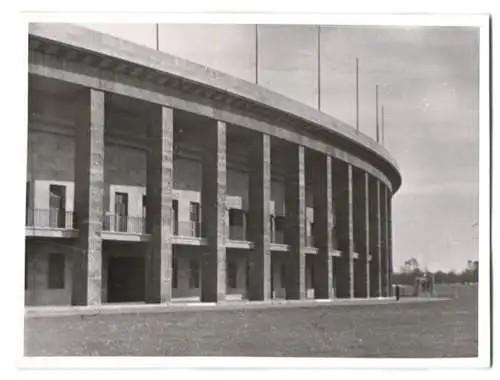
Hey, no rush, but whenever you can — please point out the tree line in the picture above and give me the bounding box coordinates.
[392,258,478,286]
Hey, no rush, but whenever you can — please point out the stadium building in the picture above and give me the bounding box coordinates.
[25,23,401,306]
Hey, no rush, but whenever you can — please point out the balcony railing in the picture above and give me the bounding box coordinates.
[25,208,74,229]
[305,234,315,248]
[174,221,202,238]
[101,216,202,237]
[229,225,247,241]
[103,214,146,234]
[271,230,285,244]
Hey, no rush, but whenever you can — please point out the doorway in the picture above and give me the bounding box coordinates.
[114,192,129,232]
[107,256,145,303]
[49,184,66,228]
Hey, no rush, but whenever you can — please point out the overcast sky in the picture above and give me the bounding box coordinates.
[79,23,480,272]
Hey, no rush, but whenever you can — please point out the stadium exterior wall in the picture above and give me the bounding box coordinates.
[25,23,400,305]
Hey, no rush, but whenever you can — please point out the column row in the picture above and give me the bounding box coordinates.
[70,87,393,305]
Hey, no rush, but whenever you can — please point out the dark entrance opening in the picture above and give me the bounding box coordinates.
[107,256,145,303]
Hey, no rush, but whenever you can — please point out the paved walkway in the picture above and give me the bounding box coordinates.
[25,296,449,318]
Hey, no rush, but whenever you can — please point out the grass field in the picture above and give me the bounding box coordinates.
[24,284,478,357]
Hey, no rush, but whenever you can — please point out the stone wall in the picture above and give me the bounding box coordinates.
[28,130,297,221]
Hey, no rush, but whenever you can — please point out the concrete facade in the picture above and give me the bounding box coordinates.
[25,24,398,306]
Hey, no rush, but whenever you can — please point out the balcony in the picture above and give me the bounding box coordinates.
[174,221,201,237]
[305,234,315,248]
[270,230,285,244]
[229,225,247,241]
[25,208,77,238]
[172,221,205,246]
[103,214,146,234]
[304,233,318,254]
[227,225,253,250]
[270,230,288,251]
[102,214,148,242]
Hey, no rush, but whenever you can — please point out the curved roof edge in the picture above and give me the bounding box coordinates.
[28,22,402,192]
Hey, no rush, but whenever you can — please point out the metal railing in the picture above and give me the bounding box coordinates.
[229,225,247,241]
[100,216,201,237]
[305,234,315,248]
[174,221,202,238]
[103,214,146,234]
[25,208,74,229]
[271,230,285,244]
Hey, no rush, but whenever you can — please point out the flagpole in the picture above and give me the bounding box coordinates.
[356,57,359,133]
[255,24,259,84]
[156,23,159,51]
[318,25,321,111]
[376,85,380,143]
[381,105,385,145]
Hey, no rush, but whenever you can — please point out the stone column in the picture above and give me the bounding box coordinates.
[284,144,306,300]
[247,133,272,301]
[26,127,34,225]
[334,161,354,299]
[72,88,105,306]
[145,106,174,304]
[386,186,393,297]
[201,120,227,303]
[380,183,388,297]
[368,176,381,297]
[364,173,371,297]
[311,153,334,299]
[353,169,368,298]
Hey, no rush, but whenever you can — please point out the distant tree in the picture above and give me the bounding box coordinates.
[446,270,458,283]
[393,259,478,285]
[459,260,479,284]
[403,258,419,273]
[434,270,446,284]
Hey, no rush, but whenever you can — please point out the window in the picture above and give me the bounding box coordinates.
[274,216,285,243]
[308,222,315,247]
[142,195,147,217]
[172,256,178,289]
[115,192,128,232]
[172,200,179,235]
[229,209,246,240]
[227,261,237,289]
[49,185,66,228]
[115,192,128,215]
[48,254,65,289]
[26,182,32,226]
[26,182,30,208]
[25,252,29,290]
[189,259,200,289]
[189,202,200,236]
[275,216,285,233]
[229,209,244,227]
[189,202,200,222]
